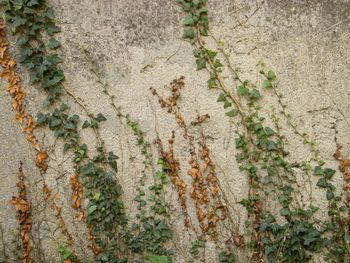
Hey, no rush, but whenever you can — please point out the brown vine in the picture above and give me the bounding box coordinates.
[334,145,350,217]
[11,162,33,263]
[151,77,228,237]
[0,22,48,171]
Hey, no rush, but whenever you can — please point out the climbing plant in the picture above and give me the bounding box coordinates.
[2,1,128,262]
[176,0,350,262]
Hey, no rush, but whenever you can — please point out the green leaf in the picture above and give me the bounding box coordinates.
[206,49,217,59]
[18,35,29,46]
[265,127,275,136]
[82,120,90,129]
[225,109,237,117]
[27,0,39,6]
[196,58,206,70]
[214,59,223,68]
[324,168,335,179]
[48,38,61,49]
[217,93,226,102]
[13,0,23,10]
[249,89,261,100]
[145,254,168,263]
[64,122,76,130]
[93,192,101,201]
[45,23,61,36]
[42,7,54,19]
[267,141,277,151]
[207,78,216,89]
[326,190,334,200]
[224,101,232,109]
[95,113,107,122]
[45,54,62,65]
[280,208,290,216]
[313,166,323,176]
[183,14,196,26]
[195,8,208,16]
[237,85,249,96]
[262,79,272,89]
[12,16,27,28]
[316,178,328,188]
[48,117,62,129]
[182,28,195,39]
[88,205,97,214]
[37,113,48,125]
[267,70,276,80]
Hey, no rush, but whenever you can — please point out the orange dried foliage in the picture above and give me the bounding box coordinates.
[11,162,33,263]
[0,22,48,171]
[152,77,228,236]
[334,145,350,209]
[157,132,191,227]
[69,173,86,221]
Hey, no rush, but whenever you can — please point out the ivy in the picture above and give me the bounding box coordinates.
[3,0,130,261]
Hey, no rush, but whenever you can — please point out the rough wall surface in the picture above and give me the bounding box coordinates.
[0,0,350,262]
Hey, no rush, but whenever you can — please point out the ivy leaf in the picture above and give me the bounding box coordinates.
[207,78,216,89]
[183,14,196,26]
[326,190,334,200]
[262,79,272,89]
[27,0,40,6]
[95,113,107,122]
[82,120,90,129]
[145,255,168,263]
[48,38,61,49]
[42,7,54,19]
[45,54,62,65]
[324,168,335,179]
[18,35,29,46]
[280,208,290,216]
[237,85,249,96]
[313,166,323,176]
[267,70,276,80]
[217,93,226,102]
[87,205,97,214]
[13,0,23,10]
[249,89,261,100]
[48,117,62,129]
[206,49,217,59]
[213,59,223,68]
[225,109,237,117]
[64,122,76,130]
[267,141,277,151]
[12,16,27,28]
[223,101,232,109]
[265,127,275,136]
[37,113,48,125]
[196,58,206,70]
[45,23,61,35]
[182,28,195,39]
[316,178,328,188]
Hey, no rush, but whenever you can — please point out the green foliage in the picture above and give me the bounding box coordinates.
[58,245,81,263]
[218,250,236,263]
[3,0,64,104]
[4,1,130,261]
[144,254,168,263]
[189,239,205,260]
[123,159,172,259]
[177,0,350,258]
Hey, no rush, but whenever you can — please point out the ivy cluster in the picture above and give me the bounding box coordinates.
[3,1,129,262]
[177,0,350,262]
[83,46,174,262]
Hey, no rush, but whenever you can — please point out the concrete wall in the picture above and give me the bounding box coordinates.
[1,0,349,262]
